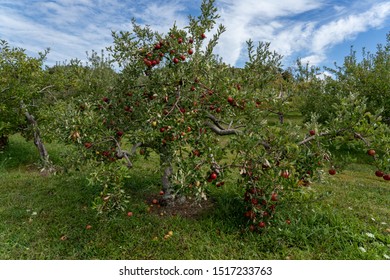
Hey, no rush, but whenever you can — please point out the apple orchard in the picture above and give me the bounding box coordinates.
[1,0,389,232]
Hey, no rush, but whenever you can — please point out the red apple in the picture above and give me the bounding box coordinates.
[209,172,217,180]
[258,221,266,228]
[180,54,186,61]
[178,38,183,44]
[227,96,234,104]
[367,149,376,156]
[309,130,315,136]
[190,86,196,91]
[286,219,291,225]
[375,170,384,177]
[102,97,109,103]
[383,174,390,181]
[244,210,255,219]
[152,199,158,205]
[173,57,179,64]
[159,190,164,195]
[281,170,290,178]
[127,211,133,217]
[160,127,166,133]
[188,49,193,55]
[188,37,194,44]
[328,169,336,175]
[84,142,92,149]
[271,193,278,201]
[116,131,124,137]
[201,33,206,39]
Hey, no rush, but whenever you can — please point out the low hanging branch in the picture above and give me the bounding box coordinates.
[205,113,243,135]
[298,128,370,147]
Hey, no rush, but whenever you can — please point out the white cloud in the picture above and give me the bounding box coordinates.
[304,1,390,65]
[213,0,323,65]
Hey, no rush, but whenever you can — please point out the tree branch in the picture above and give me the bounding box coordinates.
[205,121,242,135]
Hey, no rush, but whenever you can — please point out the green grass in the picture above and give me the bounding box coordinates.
[0,134,389,260]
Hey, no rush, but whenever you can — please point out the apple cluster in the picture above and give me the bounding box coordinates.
[138,31,202,70]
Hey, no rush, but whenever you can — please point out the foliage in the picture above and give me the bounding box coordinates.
[0,40,48,142]
[298,32,390,125]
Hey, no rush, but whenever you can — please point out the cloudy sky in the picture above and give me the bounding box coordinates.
[0,0,389,69]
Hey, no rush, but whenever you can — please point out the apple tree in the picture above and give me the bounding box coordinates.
[0,39,53,169]
[47,0,389,229]
[298,32,390,125]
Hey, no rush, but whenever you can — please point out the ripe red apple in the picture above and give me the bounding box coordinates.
[258,221,266,228]
[216,107,222,113]
[201,33,206,39]
[227,96,234,104]
[271,192,278,201]
[281,170,290,178]
[216,181,225,187]
[116,131,124,137]
[155,43,161,50]
[178,38,183,44]
[173,57,179,64]
[160,127,166,133]
[179,107,186,114]
[309,130,315,136]
[192,149,201,157]
[84,142,92,149]
[367,149,376,156]
[188,37,194,44]
[188,49,193,55]
[127,211,133,217]
[209,172,217,180]
[375,170,384,177]
[190,86,196,91]
[144,59,152,67]
[159,190,164,196]
[383,174,390,181]
[152,199,158,205]
[244,210,255,219]
[328,169,336,175]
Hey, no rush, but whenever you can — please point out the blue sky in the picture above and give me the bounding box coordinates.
[0,0,389,71]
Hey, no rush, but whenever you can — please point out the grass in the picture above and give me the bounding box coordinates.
[0,134,389,260]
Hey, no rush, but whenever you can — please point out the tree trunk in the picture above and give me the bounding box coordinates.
[159,145,176,206]
[21,102,53,172]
